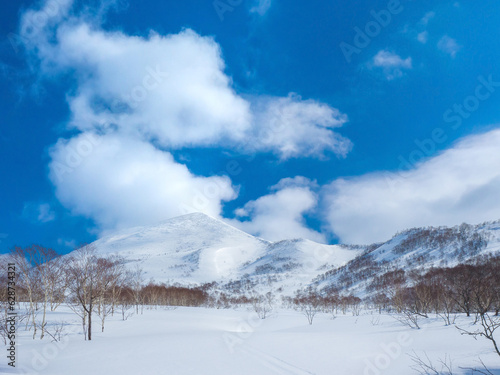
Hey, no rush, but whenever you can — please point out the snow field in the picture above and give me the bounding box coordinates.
[15,306,500,375]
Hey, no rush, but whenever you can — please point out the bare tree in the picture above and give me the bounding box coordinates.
[66,244,121,341]
[457,313,500,358]
[324,294,340,318]
[394,308,421,330]
[294,292,321,325]
[130,265,144,314]
[32,245,63,339]
[251,293,272,319]
[450,264,475,317]
[409,351,454,375]
[96,256,125,332]
[44,320,68,343]
[9,246,41,338]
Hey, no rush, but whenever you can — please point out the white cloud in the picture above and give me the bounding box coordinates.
[36,24,252,148]
[38,203,56,223]
[250,0,272,16]
[373,51,412,69]
[249,94,351,159]
[417,31,428,44]
[371,50,412,80]
[406,11,433,44]
[270,176,318,191]
[49,133,237,232]
[17,0,352,234]
[419,11,435,26]
[20,2,350,160]
[229,177,325,243]
[57,238,77,249]
[438,35,461,58]
[22,202,56,223]
[323,128,500,244]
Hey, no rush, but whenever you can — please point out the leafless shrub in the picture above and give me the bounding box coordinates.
[44,320,68,342]
[408,351,454,375]
[251,294,272,320]
[394,309,421,330]
[459,358,495,375]
[457,313,500,358]
[293,291,321,325]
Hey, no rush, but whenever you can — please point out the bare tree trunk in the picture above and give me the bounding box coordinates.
[30,299,37,339]
[82,310,87,341]
[40,294,48,339]
[88,300,92,341]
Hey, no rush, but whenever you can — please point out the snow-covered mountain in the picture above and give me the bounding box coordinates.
[92,212,268,283]
[88,213,500,296]
[313,220,500,296]
[91,213,360,289]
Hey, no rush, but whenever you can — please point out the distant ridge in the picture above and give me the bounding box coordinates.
[77,214,500,296]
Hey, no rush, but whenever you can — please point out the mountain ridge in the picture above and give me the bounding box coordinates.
[85,213,500,296]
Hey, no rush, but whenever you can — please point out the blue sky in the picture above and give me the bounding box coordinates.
[1,0,500,253]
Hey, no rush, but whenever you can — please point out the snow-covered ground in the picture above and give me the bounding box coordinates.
[15,306,500,375]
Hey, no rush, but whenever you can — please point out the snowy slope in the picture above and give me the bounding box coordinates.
[315,220,500,296]
[92,213,270,283]
[88,213,500,297]
[238,239,363,294]
[89,213,361,289]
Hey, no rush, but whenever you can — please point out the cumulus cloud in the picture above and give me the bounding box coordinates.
[20,0,350,159]
[438,35,461,58]
[17,0,351,234]
[323,129,500,244]
[230,177,325,243]
[31,23,251,148]
[371,50,412,80]
[270,176,318,191]
[49,133,237,232]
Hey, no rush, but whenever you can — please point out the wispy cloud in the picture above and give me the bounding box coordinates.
[438,35,461,58]
[412,10,434,44]
[371,50,412,80]
[57,238,77,249]
[22,202,56,223]
[251,94,351,160]
[250,0,272,16]
[417,31,428,44]
[419,11,435,26]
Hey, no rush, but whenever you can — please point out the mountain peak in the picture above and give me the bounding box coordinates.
[166,211,217,222]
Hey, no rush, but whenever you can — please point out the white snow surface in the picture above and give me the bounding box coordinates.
[17,306,500,375]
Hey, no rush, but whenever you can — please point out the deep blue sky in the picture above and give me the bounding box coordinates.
[1,0,500,253]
